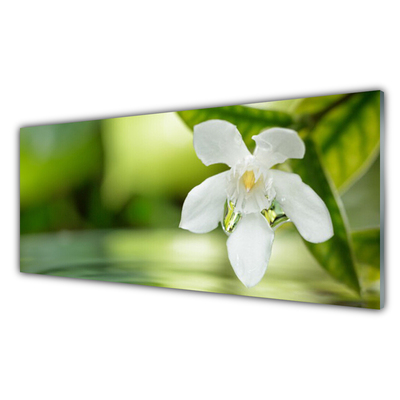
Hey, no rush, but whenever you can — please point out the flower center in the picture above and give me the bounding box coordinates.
[226,157,275,214]
[242,170,256,192]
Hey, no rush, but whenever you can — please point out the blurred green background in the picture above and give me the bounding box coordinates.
[20,91,381,308]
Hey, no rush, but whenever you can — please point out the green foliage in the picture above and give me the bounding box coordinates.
[352,228,380,269]
[177,91,381,294]
[295,94,347,115]
[178,105,293,148]
[341,156,380,230]
[20,91,381,298]
[296,91,380,191]
[291,139,360,294]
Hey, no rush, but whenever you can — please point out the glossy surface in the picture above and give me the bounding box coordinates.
[20,228,380,308]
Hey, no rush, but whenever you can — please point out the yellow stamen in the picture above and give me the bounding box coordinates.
[242,170,256,192]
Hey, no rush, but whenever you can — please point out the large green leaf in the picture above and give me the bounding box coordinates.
[296,91,381,191]
[291,138,360,294]
[178,105,293,147]
[352,228,380,269]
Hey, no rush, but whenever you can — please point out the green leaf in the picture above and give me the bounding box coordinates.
[295,94,348,115]
[296,91,381,191]
[291,138,360,294]
[178,105,293,147]
[352,228,380,269]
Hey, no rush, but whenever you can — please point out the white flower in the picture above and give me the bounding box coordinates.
[179,120,334,288]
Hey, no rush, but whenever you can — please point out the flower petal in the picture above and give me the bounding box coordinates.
[253,128,305,169]
[227,213,274,288]
[179,171,229,233]
[194,120,251,167]
[270,170,333,243]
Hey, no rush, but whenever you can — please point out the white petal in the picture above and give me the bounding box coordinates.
[253,128,305,169]
[194,120,251,167]
[179,171,229,233]
[270,170,333,243]
[227,213,274,288]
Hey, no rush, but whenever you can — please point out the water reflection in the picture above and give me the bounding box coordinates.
[20,228,380,309]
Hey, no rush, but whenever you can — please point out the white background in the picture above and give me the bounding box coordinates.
[1,1,398,399]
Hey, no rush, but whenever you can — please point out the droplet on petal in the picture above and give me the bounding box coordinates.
[261,199,290,229]
[222,200,242,235]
